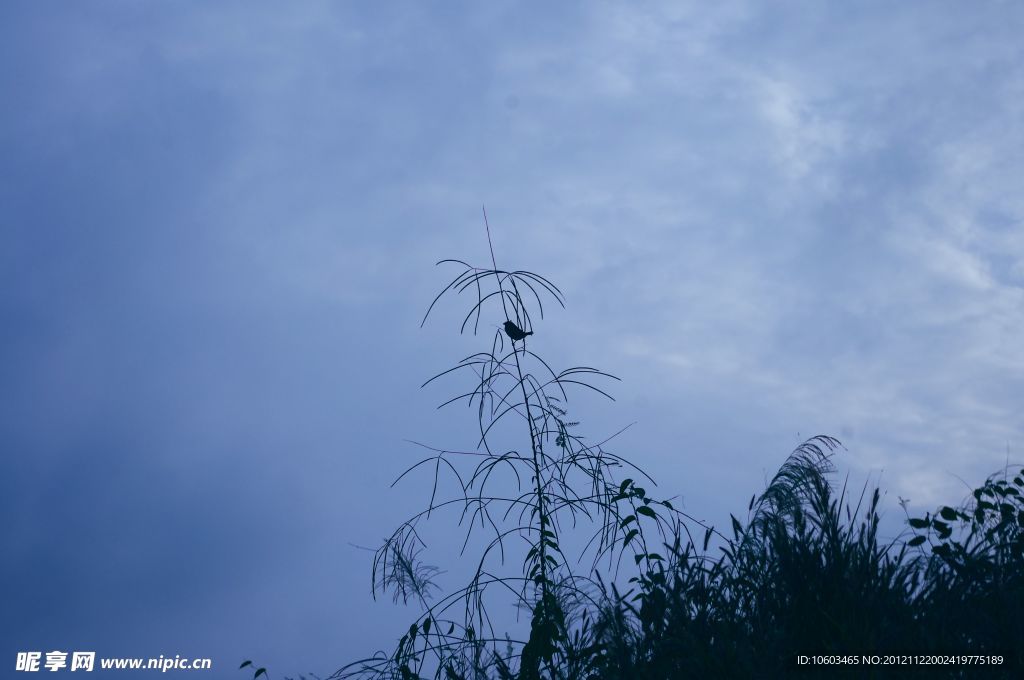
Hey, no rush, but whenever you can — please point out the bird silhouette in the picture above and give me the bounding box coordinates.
[503,320,533,342]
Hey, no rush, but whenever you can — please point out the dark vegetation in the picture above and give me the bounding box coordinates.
[243,224,1024,679]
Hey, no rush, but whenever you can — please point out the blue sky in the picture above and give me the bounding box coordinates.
[2,1,1023,677]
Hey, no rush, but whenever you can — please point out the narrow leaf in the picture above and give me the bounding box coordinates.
[623,529,639,547]
[637,506,657,519]
[730,514,743,538]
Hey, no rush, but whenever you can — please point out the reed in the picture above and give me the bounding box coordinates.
[244,221,1023,680]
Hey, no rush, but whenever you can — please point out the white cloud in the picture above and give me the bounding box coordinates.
[748,74,847,183]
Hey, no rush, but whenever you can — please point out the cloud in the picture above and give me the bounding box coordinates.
[3,1,1024,675]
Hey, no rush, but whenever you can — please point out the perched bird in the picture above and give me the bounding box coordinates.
[503,320,533,342]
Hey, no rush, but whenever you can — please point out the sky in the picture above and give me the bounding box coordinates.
[2,1,1023,677]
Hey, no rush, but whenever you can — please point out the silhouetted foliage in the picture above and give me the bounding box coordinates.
[333,215,694,680]
[246,220,1023,680]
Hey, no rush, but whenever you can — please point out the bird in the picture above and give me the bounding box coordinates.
[503,320,533,342]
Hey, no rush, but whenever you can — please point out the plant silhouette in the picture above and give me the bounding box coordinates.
[246,214,1024,680]
[332,212,698,680]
